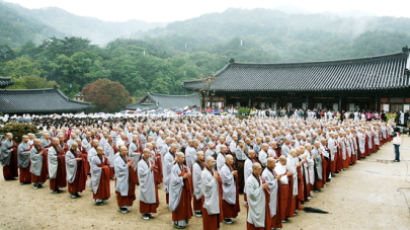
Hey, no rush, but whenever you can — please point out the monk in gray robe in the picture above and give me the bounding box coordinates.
[17,135,32,184]
[0,133,18,180]
[246,162,270,230]
[220,154,240,224]
[169,152,192,229]
[163,144,177,204]
[48,138,66,193]
[65,142,87,199]
[114,146,137,214]
[89,147,110,206]
[138,148,159,220]
[262,157,282,230]
[192,151,204,217]
[30,139,48,189]
[201,156,222,230]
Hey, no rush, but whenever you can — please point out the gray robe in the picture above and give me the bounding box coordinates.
[245,174,265,227]
[18,142,31,168]
[89,155,104,194]
[312,147,322,180]
[261,168,278,217]
[0,139,14,166]
[114,156,129,196]
[216,153,225,172]
[138,159,156,204]
[65,150,78,183]
[47,146,58,179]
[30,147,44,176]
[220,164,236,205]
[163,152,174,193]
[192,162,203,200]
[128,143,140,171]
[169,163,184,211]
[201,168,220,215]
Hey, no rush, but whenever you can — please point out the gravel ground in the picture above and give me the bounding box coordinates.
[0,138,409,230]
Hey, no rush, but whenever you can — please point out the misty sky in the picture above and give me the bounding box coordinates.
[4,0,410,22]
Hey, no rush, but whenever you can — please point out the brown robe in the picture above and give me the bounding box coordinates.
[93,156,111,200]
[172,165,193,222]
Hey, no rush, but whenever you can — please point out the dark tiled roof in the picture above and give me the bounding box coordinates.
[0,88,91,113]
[127,92,200,110]
[0,78,13,88]
[184,51,410,92]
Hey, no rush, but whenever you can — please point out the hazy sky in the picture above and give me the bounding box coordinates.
[4,0,410,22]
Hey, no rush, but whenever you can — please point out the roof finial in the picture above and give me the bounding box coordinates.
[402,45,409,54]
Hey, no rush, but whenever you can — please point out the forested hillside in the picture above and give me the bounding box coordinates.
[1,2,410,102]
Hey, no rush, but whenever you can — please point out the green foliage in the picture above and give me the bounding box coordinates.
[0,122,38,143]
[237,107,251,119]
[1,6,410,112]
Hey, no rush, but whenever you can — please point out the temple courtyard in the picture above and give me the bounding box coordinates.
[0,137,409,230]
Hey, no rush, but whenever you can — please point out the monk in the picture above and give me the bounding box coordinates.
[65,142,87,199]
[262,158,282,230]
[0,133,18,180]
[17,135,32,184]
[138,148,159,220]
[201,156,222,230]
[89,146,111,206]
[114,146,137,214]
[274,156,290,222]
[246,162,270,230]
[48,138,67,193]
[312,141,324,191]
[220,154,240,224]
[169,152,193,229]
[163,144,178,204]
[192,151,204,217]
[30,139,48,189]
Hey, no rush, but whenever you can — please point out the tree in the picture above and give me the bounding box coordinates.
[82,78,131,112]
[8,75,58,89]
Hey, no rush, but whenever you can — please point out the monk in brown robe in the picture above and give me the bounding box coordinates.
[65,142,87,199]
[17,135,32,184]
[115,146,137,214]
[90,146,111,206]
[169,152,193,229]
[1,133,18,181]
[30,139,48,189]
[48,138,67,193]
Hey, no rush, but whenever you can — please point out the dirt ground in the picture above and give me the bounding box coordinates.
[0,138,409,230]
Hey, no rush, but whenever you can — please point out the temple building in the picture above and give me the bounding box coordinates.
[126,92,200,110]
[0,86,91,114]
[183,47,410,113]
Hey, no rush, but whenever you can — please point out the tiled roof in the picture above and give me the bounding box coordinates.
[127,92,200,110]
[0,88,91,113]
[0,78,13,88]
[183,50,410,92]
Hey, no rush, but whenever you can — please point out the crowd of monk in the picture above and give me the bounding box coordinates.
[0,115,395,229]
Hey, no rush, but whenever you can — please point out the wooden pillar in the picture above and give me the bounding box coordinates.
[375,96,379,112]
[306,96,310,110]
[248,97,251,108]
[223,95,227,108]
[338,95,343,113]
[200,92,206,111]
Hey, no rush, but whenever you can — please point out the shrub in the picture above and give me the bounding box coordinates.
[0,122,38,143]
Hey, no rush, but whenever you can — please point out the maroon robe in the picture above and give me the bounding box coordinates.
[93,156,111,200]
[31,147,48,183]
[172,165,193,222]
[49,146,67,191]
[67,151,87,194]
[116,159,137,207]
[2,141,18,180]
